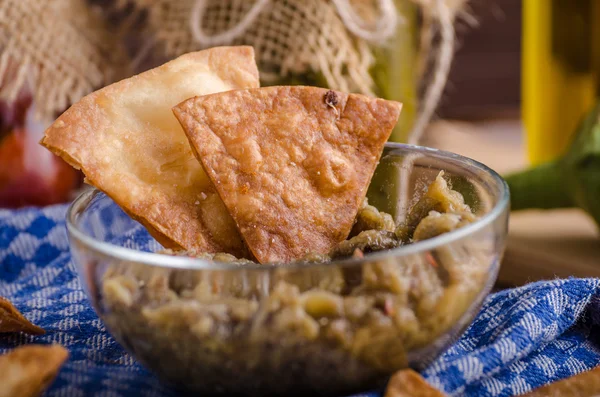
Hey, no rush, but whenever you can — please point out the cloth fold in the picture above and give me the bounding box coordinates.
[0,204,599,397]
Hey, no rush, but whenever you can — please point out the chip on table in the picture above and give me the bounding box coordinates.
[0,297,44,335]
[0,345,68,397]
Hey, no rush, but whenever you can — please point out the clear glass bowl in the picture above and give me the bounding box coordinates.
[67,143,509,397]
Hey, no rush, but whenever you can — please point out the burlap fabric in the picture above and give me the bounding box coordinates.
[127,0,466,218]
[1,0,468,142]
[129,0,390,96]
[129,0,468,142]
[0,0,128,121]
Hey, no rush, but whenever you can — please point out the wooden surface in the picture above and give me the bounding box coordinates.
[438,0,522,120]
[424,120,600,287]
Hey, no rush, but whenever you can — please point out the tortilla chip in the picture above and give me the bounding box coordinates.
[522,366,600,396]
[174,86,401,263]
[0,297,44,335]
[0,344,68,397]
[41,47,259,256]
[384,369,447,397]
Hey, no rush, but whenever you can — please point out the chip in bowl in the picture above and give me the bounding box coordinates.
[174,86,401,263]
[41,46,259,256]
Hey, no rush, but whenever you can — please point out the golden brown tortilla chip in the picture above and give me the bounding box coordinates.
[522,366,600,396]
[384,369,447,397]
[41,47,260,256]
[174,86,401,263]
[0,297,44,335]
[0,344,68,397]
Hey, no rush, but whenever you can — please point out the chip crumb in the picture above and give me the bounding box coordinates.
[324,90,338,106]
[199,192,207,200]
[324,90,340,119]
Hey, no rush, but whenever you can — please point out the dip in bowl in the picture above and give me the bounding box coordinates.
[67,143,509,397]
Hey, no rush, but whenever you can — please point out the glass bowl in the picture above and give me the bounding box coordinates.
[66,143,509,397]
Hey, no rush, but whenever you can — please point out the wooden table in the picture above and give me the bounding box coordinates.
[423,120,600,287]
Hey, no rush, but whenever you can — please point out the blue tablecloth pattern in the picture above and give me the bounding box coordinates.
[0,204,599,396]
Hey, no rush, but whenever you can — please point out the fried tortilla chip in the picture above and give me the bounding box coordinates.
[384,369,447,397]
[41,47,260,256]
[0,344,68,397]
[0,297,44,335]
[522,366,600,397]
[174,86,401,263]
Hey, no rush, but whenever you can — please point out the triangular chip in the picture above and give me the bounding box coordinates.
[0,344,69,397]
[384,369,447,397]
[0,297,44,335]
[174,86,401,263]
[41,47,260,256]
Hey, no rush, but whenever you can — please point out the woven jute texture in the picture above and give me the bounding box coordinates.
[0,0,127,121]
[1,0,468,139]
[110,0,467,142]
[144,0,380,95]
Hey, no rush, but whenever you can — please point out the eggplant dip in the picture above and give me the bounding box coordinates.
[100,173,492,395]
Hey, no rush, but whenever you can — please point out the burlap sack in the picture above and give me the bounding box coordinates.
[114,0,467,143]
[126,0,385,96]
[0,0,468,142]
[0,0,128,121]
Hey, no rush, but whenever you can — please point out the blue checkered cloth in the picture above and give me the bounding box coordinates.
[1,204,599,397]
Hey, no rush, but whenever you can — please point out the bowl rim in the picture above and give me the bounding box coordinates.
[66,142,510,271]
